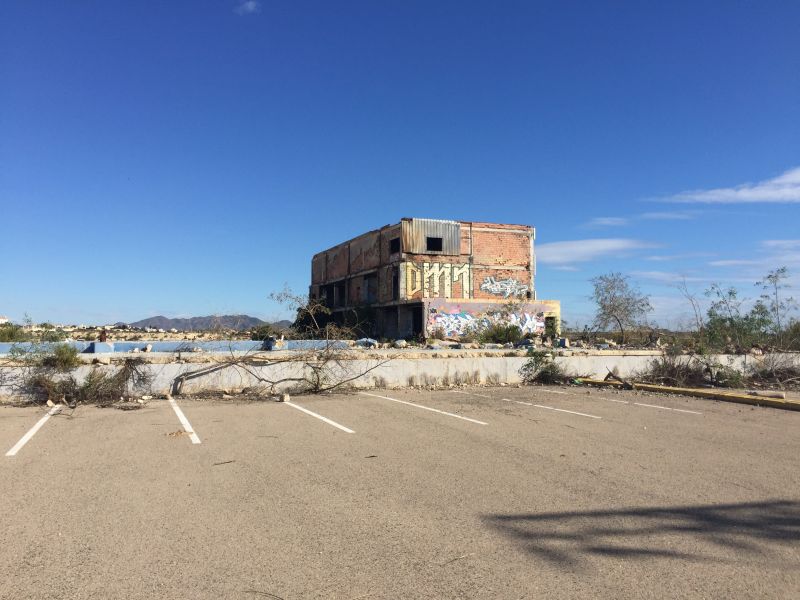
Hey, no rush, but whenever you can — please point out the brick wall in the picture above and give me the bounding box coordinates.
[311,220,535,305]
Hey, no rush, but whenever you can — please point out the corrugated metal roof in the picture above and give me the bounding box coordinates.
[401,219,461,255]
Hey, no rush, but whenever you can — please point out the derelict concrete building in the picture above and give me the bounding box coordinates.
[310,218,560,339]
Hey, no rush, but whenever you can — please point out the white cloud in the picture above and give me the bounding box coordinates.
[587,217,630,227]
[537,238,656,266]
[629,271,705,284]
[645,252,715,262]
[583,210,696,228]
[664,166,800,204]
[762,239,800,250]
[234,0,261,15]
[639,211,695,220]
[708,259,763,267]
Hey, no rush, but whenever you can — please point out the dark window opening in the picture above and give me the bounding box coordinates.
[391,267,399,300]
[426,236,443,252]
[334,282,347,308]
[389,237,400,254]
[363,273,378,304]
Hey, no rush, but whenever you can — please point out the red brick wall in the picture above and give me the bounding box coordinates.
[312,221,534,304]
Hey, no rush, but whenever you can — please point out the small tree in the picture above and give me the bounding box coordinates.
[755,267,797,348]
[590,272,652,344]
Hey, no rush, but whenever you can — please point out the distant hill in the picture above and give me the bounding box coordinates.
[129,315,290,332]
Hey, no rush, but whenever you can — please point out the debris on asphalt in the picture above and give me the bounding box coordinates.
[213,460,235,466]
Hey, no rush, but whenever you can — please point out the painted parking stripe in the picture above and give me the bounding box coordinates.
[5,406,62,457]
[498,398,601,419]
[450,390,492,399]
[361,392,488,425]
[545,390,568,395]
[532,404,602,420]
[598,397,630,404]
[285,401,355,433]
[634,402,702,415]
[167,396,201,444]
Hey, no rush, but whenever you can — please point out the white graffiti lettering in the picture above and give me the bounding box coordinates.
[480,276,529,298]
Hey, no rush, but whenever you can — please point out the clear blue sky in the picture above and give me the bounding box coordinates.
[2,1,799,327]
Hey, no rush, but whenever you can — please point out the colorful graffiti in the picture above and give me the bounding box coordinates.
[405,262,472,299]
[479,276,529,298]
[428,307,546,337]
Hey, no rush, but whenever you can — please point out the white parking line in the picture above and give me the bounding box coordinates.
[634,402,702,415]
[545,390,568,395]
[532,404,602,419]
[167,397,201,444]
[597,397,629,404]
[514,400,533,406]
[5,406,62,457]
[361,392,488,425]
[450,390,492,399]
[285,401,355,433]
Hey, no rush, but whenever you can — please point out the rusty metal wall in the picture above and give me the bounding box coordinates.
[401,218,461,255]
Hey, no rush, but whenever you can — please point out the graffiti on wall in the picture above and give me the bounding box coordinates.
[405,262,472,299]
[480,276,529,298]
[428,307,546,337]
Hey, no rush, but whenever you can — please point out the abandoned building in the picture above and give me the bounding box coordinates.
[310,218,561,339]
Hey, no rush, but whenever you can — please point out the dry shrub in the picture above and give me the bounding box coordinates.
[519,350,583,385]
[23,358,152,407]
[635,354,743,388]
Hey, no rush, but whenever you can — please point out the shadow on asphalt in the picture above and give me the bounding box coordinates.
[483,499,800,568]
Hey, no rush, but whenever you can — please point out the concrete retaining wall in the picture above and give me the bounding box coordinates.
[2,351,797,398]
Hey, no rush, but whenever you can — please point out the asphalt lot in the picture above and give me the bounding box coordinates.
[2,385,799,599]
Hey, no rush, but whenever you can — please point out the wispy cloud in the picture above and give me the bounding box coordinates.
[537,238,656,266]
[629,271,705,284]
[583,210,696,228]
[234,0,261,15]
[630,270,753,285]
[586,217,630,227]
[639,211,695,221]
[708,259,763,267]
[762,239,800,251]
[703,240,800,286]
[645,252,715,262]
[662,166,800,204]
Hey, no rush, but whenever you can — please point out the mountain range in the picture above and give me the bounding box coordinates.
[128,315,292,332]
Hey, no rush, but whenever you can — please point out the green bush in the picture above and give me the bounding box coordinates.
[250,324,276,341]
[519,349,569,384]
[478,322,522,344]
[0,323,29,342]
[40,344,81,372]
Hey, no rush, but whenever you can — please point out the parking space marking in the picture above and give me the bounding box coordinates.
[5,406,62,457]
[285,401,355,433]
[544,390,568,395]
[597,397,630,404]
[634,402,702,415]
[451,390,492,399]
[531,404,602,420]
[361,392,488,425]
[167,397,201,444]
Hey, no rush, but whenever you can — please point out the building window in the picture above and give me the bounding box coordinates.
[389,237,400,254]
[364,273,378,304]
[426,237,443,252]
[391,266,399,300]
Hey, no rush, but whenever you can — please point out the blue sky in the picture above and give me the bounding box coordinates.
[1,1,799,327]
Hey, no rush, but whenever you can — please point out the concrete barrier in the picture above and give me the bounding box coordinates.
[1,350,798,399]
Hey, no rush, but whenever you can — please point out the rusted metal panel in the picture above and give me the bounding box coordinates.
[401,218,461,255]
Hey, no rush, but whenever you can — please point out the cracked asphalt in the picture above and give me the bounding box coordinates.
[2,386,799,599]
